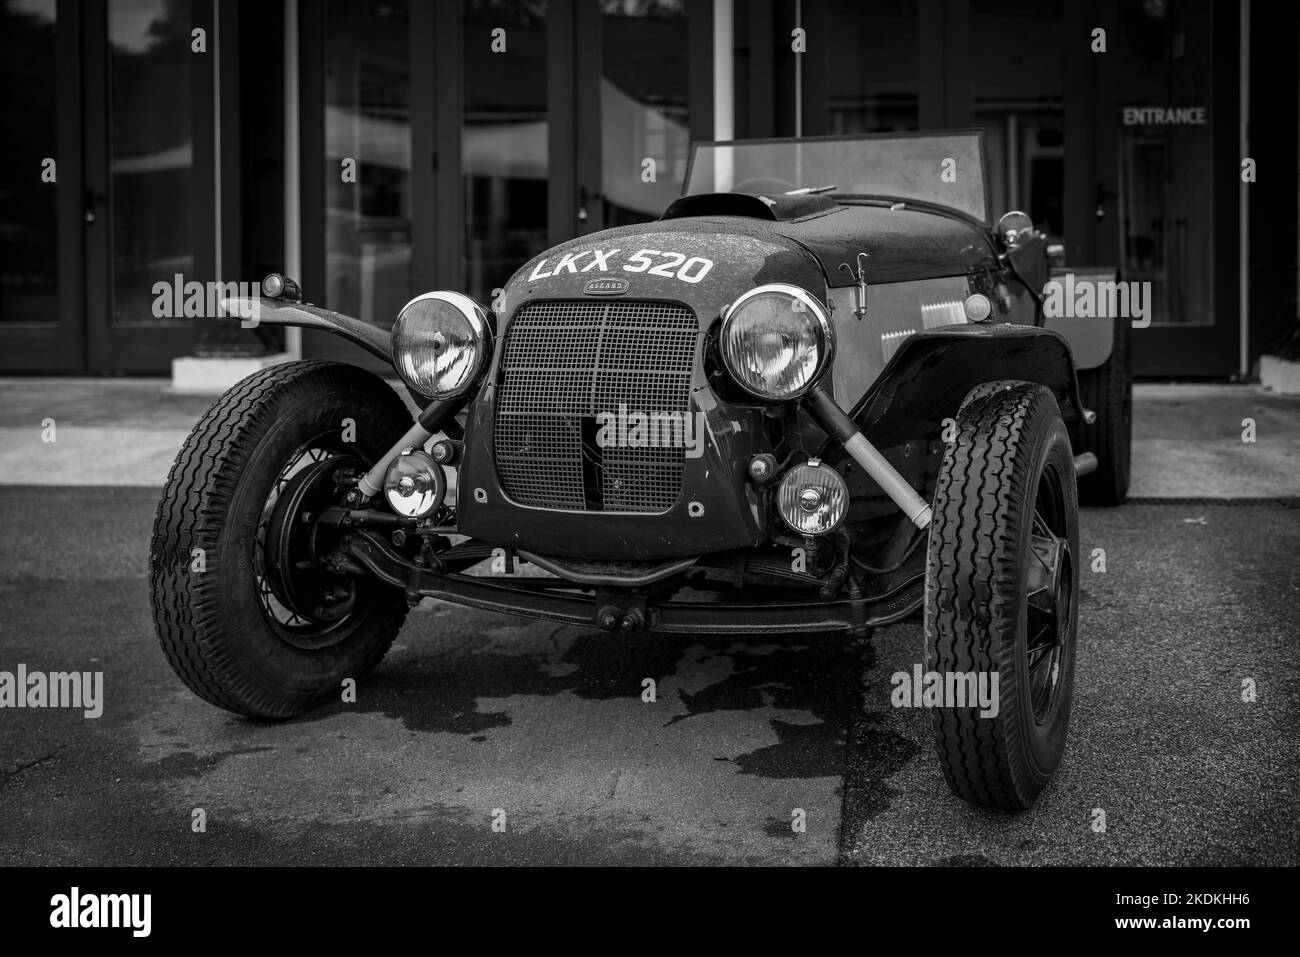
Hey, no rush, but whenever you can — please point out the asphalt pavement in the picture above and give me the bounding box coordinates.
[0,379,1296,865]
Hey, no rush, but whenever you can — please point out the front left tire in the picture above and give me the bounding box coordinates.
[924,382,1080,810]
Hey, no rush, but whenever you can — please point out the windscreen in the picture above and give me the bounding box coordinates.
[684,131,989,224]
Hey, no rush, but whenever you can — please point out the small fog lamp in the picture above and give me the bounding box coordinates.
[383,448,447,518]
[777,458,848,536]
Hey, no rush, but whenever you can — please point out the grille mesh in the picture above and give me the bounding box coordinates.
[494,300,698,512]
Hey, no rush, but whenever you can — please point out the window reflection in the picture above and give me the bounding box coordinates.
[970,0,1065,240]
[109,0,193,325]
[463,0,548,303]
[0,0,58,324]
[325,0,411,331]
[825,0,920,134]
[600,0,689,226]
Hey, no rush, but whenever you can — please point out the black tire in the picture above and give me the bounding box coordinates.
[924,383,1080,810]
[1075,318,1131,505]
[149,360,412,719]
[959,379,1024,412]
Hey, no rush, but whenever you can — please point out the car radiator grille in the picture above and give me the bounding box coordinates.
[493,299,699,513]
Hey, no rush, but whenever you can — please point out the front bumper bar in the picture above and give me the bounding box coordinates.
[339,530,920,636]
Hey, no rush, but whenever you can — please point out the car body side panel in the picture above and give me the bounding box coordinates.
[1042,267,1119,370]
[828,275,980,410]
[836,324,1084,450]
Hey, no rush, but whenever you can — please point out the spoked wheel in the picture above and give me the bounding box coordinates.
[254,441,368,645]
[149,360,414,719]
[1025,477,1074,723]
[924,382,1080,810]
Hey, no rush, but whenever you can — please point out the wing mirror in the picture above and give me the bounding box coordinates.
[996,210,1034,248]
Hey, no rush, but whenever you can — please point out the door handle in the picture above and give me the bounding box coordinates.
[83,188,106,224]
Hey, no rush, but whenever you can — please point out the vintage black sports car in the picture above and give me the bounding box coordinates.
[150,130,1129,810]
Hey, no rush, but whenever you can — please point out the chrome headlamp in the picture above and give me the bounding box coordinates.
[391,291,493,399]
[719,283,834,401]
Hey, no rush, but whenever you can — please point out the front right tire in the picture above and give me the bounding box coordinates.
[149,360,412,719]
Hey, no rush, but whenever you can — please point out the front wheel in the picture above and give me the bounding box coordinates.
[149,360,413,719]
[924,383,1080,810]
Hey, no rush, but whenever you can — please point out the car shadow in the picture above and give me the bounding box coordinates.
[288,616,875,782]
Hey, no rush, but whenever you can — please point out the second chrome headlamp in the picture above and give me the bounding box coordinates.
[391,291,493,399]
[719,283,834,401]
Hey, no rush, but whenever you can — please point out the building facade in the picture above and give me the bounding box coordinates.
[1,0,1296,378]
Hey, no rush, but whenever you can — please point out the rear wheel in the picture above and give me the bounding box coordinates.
[1076,318,1131,505]
[924,383,1080,810]
[149,360,412,718]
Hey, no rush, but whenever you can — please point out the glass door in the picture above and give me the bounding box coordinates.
[1105,0,1238,377]
[82,0,200,371]
[321,0,412,343]
[970,0,1065,245]
[0,0,80,371]
[462,0,550,303]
